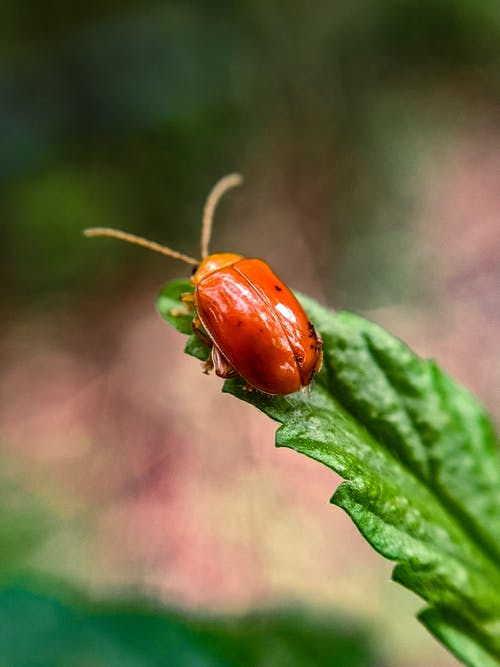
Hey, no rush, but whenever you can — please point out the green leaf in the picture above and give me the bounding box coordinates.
[157,280,500,667]
[0,579,379,667]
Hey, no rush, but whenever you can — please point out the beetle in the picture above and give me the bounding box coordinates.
[84,173,322,395]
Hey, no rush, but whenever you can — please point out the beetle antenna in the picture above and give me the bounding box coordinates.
[201,173,243,259]
[83,228,199,266]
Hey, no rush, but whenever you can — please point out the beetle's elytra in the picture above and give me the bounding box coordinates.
[84,174,322,395]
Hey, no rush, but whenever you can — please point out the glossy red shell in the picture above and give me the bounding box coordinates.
[193,257,322,395]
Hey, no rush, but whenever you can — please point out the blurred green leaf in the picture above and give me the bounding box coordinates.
[158,279,500,667]
[0,581,379,667]
[0,447,378,666]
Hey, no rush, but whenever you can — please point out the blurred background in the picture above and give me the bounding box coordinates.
[1,1,499,665]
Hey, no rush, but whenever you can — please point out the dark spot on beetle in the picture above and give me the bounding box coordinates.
[191,264,199,276]
[307,321,315,338]
[310,343,316,349]
[236,320,243,327]
[258,326,264,333]
[294,352,304,365]
[274,285,282,291]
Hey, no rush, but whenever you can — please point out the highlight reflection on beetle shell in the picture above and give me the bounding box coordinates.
[194,258,322,395]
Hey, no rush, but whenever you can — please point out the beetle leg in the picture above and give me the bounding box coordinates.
[202,356,214,374]
[211,346,239,379]
[190,316,215,374]
[192,316,213,348]
[170,292,195,317]
[313,333,323,375]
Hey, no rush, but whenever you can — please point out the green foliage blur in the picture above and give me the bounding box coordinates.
[0,584,379,666]
[0,473,380,666]
[2,0,499,310]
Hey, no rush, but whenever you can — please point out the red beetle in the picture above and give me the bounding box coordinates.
[84,174,322,395]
